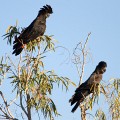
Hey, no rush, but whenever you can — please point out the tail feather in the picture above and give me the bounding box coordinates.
[69,92,83,106]
[13,42,22,49]
[69,94,76,105]
[69,89,91,112]
[71,98,76,106]
[71,101,80,113]
[12,36,24,56]
[12,47,23,56]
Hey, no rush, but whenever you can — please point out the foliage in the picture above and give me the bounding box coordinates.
[3,21,20,45]
[93,79,120,120]
[95,109,106,120]
[109,79,120,120]
[72,33,120,120]
[0,23,75,120]
[1,22,119,120]
[0,57,10,85]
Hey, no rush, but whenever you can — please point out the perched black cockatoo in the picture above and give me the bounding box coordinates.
[13,5,53,56]
[69,61,107,113]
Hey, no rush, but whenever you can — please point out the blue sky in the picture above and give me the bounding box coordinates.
[0,0,120,120]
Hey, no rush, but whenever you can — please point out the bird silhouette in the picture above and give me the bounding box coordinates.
[69,61,107,112]
[13,5,53,56]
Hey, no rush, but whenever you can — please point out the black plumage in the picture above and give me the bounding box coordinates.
[13,5,53,56]
[69,61,107,113]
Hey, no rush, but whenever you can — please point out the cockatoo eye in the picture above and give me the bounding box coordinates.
[46,13,50,18]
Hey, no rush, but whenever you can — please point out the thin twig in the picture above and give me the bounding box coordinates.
[37,110,41,120]
[0,107,8,117]
[79,32,91,85]
[8,94,19,106]
[72,33,91,120]
[18,54,28,117]
[7,56,17,73]
[0,91,14,118]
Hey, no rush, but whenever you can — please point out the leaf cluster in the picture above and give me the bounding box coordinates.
[1,23,75,120]
[3,21,20,45]
[0,57,10,85]
[109,79,120,119]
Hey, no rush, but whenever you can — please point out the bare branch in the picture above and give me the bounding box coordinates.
[79,32,91,85]
[0,91,14,119]
[17,54,28,118]
[72,33,91,120]
[0,107,8,118]
[72,32,91,85]
[20,92,28,117]
[8,94,19,106]
[7,56,17,73]
[26,94,31,120]
[81,104,86,120]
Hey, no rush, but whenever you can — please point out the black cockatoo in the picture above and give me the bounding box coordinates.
[69,61,107,113]
[13,5,53,56]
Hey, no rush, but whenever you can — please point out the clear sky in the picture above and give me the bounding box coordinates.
[0,0,120,120]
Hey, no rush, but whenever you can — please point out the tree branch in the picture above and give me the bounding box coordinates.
[79,32,91,85]
[72,33,91,120]
[0,91,14,118]
[26,94,31,120]
[20,92,28,117]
